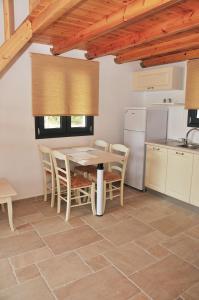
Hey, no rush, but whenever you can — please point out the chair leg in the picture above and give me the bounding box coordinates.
[109,183,113,200]
[51,174,55,208]
[7,198,15,231]
[43,172,48,202]
[91,183,96,215]
[65,195,71,221]
[103,181,107,214]
[120,182,124,207]
[57,183,61,214]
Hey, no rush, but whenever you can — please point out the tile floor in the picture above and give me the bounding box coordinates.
[0,186,199,300]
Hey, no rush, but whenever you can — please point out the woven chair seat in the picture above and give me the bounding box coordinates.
[60,175,92,188]
[89,170,121,182]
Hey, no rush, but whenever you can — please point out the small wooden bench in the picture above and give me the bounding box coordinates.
[0,179,17,231]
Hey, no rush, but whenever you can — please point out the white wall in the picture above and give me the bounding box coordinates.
[0,1,142,199]
[131,61,199,143]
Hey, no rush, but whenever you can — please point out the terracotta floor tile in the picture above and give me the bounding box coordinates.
[163,234,199,264]
[0,277,54,300]
[55,266,139,300]
[0,258,17,290]
[183,282,199,300]
[10,246,53,269]
[150,212,199,237]
[109,206,131,220]
[124,186,141,199]
[38,205,59,217]
[129,204,174,223]
[82,214,119,230]
[15,264,40,283]
[126,194,161,209]
[61,205,92,218]
[85,254,110,271]
[0,231,44,259]
[147,244,170,259]
[128,293,150,300]
[0,218,32,238]
[185,225,199,240]
[68,217,86,228]
[20,212,47,223]
[135,230,169,250]
[32,216,71,236]
[130,255,199,300]
[44,225,102,255]
[99,218,154,246]
[13,201,39,218]
[77,239,114,260]
[38,252,90,289]
[104,242,156,275]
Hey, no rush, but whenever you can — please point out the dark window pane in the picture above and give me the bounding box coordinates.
[188,110,199,127]
[35,116,94,139]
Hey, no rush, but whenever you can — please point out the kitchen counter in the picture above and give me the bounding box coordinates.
[145,139,199,154]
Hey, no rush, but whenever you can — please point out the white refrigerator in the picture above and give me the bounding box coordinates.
[124,107,168,190]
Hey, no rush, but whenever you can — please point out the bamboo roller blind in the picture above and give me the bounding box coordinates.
[31,53,99,116]
[185,59,199,109]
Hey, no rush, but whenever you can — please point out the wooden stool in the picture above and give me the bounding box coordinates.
[0,179,17,231]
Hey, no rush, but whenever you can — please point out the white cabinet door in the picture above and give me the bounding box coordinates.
[165,149,193,203]
[133,67,182,91]
[145,145,167,193]
[190,154,199,207]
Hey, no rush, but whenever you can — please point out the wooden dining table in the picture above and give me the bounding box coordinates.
[56,146,124,216]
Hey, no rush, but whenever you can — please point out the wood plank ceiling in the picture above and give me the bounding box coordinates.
[1,0,199,74]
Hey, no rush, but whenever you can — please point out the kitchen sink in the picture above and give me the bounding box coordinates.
[177,144,199,150]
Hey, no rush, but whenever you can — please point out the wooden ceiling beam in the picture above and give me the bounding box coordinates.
[51,0,182,55]
[141,49,199,67]
[30,0,85,34]
[29,0,40,13]
[3,0,15,41]
[86,4,199,60]
[0,20,32,75]
[115,32,199,64]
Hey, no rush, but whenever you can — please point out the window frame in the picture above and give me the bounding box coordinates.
[35,116,94,139]
[187,110,199,128]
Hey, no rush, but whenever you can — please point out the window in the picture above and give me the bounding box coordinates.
[35,116,94,139]
[187,110,199,128]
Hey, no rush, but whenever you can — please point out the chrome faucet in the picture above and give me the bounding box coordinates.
[185,128,199,145]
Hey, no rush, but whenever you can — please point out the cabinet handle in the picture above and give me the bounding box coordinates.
[153,147,160,151]
[176,151,184,155]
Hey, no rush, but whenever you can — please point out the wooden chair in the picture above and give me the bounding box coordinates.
[89,144,130,212]
[52,150,96,221]
[74,139,109,177]
[39,145,55,207]
[0,179,17,231]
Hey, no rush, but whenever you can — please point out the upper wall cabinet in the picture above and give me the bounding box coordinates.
[132,67,183,91]
[185,59,199,109]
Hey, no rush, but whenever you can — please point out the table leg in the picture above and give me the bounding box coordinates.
[7,198,15,231]
[96,163,104,216]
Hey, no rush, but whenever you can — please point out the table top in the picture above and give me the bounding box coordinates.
[56,146,124,166]
[0,178,17,198]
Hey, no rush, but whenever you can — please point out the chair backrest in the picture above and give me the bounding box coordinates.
[109,144,130,180]
[94,139,109,151]
[39,145,54,175]
[52,150,71,190]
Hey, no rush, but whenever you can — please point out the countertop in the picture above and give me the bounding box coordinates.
[145,139,199,154]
